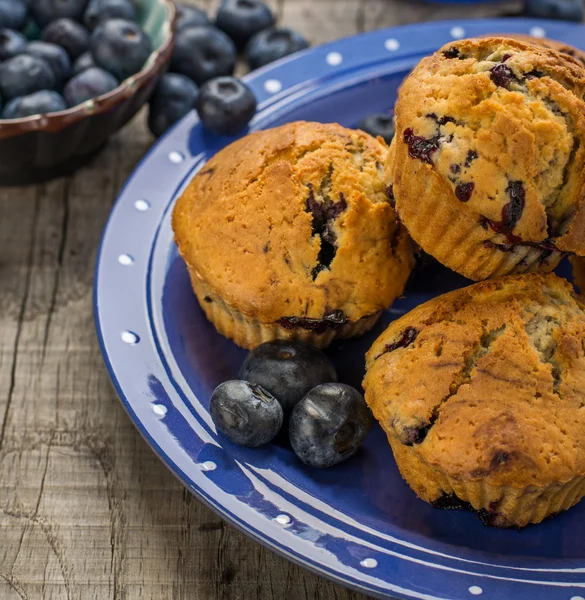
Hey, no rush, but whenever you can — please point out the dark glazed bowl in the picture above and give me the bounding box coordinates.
[0,0,175,185]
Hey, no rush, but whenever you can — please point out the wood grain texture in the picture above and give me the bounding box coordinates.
[0,0,525,598]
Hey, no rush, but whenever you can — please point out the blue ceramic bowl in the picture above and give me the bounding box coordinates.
[0,0,175,186]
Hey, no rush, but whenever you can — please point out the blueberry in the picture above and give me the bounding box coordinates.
[147,72,198,137]
[245,27,309,70]
[0,54,55,99]
[239,340,337,415]
[84,0,136,29]
[63,65,117,105]
[72,50,95,74]
[30,0,88,27]
[175,3,210,31]
[524,0,584,21]
[357,113,395,144]
[289,383,372,468]
[210,380,283,447]
[215,0,274,50]
[1,90,66,118]
[170,25,236,85]
[0,28,25,60]
[42,18,90,59]
[24,41,71,87]
[91,18,151,80]
[196,76,256,135]
[0,0,27,30]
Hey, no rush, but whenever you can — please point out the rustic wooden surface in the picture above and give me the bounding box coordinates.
[0,0,523,598]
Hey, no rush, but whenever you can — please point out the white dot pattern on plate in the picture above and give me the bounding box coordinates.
[152,404,167,416]
[200,461,217,472]
[326,51,343,66]
[529,26,546,38]
[360,558,378,568]
[134,199,150,211]
[118,254,134,266]
[274,514,291,525]
[450,26,465,39]
[264,79,282,93]
[169,150,185,164]
[121,331,139,344]
[570,596,585,600]
[385,38,400,52]
[468,586,483,596]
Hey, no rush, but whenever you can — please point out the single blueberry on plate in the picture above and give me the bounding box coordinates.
[72,50,95,74]
[63,65,117,105]
[215,0,274,50]
[84,0,136,29]
[0,54,55,99]
[42,18,90,59]
[2,89,66,118]
[175,3,210,31]
[196,75,256,135]
[239,340,337,415]
[245,27,309,70]
[91,18,151,80]
[147,72,198,137]
[357,113,395,144]
[0,28,25,60]
[24,41,72,87]
[30,0,88,27]
[0,0,27,31]
[289,383,372,468]
[210,380,283,447]
[524,0,584,21]
[170,25,236,85]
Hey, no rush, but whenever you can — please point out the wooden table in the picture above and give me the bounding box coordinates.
[0,1,522,598]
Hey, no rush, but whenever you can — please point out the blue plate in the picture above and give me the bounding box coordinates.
[95,19,585,600]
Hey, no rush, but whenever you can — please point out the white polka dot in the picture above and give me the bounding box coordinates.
[118,254,134,266]
[200,461,217,471]
[469,586,483,596]
[264,79,282,94]
[152,404,167,416]
[570,596,585,600]
[274,514,291,525]
[529,26,546,38]
[450,26,465,39]
[360,558,378,568]
[385,38,400,52]
[326,51,343,66]
[169,150,185,164]
[121,331,139,344]
[134,199,150,211]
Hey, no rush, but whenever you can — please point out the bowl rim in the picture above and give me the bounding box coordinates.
[0,0,176,138]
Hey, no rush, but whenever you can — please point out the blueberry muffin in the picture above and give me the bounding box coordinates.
[363,273,585,528]
[387,37,585,281]
[497,33,585,68]
[172,121,414,349]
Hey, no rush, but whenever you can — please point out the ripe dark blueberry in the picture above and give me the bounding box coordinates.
[215,0,274,50]
[0,28,25,60]
[245,27,309,70]
[72,50,95,74]
[63,66,117,105]
[30,0,88,27]
[24,41,71,87]
[383,327,418,353]
[147,72,198,137]
[84,0,136,29]
[2,90,66,118]
[239,340,337,415]
[196,76,256,135]
[0,0,27,30]
[210,380,283,447]
[175,3,210,31]
[42,18,90,59]
[403,127,441,165]
[524,0,584,21]
[171,25,236,85]
[289,383,372,468]
[91,18,151,80]
[490,63,516,88]
[0,54,55,100]
[356,113,395,144]
[455,182,474,202]
[502,180,525,230]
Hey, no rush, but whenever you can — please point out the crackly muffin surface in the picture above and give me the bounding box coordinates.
[363,273,585,527]
[387,37,585,281]
[172,121,413,348]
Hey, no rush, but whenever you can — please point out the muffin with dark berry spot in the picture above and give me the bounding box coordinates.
[172,121,414,349]
[387,37,585,281]
[364,273,585,528]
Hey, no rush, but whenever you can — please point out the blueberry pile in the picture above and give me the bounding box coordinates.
[209,340,372,468]
[0,0,152,118]
[147,0,310,137]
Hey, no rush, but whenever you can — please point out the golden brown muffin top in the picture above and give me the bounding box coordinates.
[364,273,585,489]
[172,121,413,324]
[391,37,585,255]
